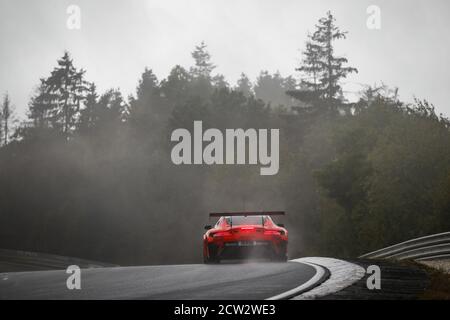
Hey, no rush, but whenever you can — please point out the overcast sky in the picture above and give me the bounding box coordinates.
[1,0,449,119]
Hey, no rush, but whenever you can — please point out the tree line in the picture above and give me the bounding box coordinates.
[0,12,448,264]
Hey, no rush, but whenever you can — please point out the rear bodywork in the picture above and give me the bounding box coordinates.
[203,212,288,263]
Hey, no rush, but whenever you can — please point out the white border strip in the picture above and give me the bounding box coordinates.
[291,257,365,300]
[266,261,328,300]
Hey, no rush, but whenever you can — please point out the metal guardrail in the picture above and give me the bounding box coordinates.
[360,232,450,261]
[0,248,118,272]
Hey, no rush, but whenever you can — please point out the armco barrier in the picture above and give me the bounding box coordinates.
[360,232,450,261]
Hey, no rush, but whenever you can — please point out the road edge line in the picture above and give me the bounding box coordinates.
[266,260,330,300]
[290,257,366,300]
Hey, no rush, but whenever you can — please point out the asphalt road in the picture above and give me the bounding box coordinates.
[0,261,316,300]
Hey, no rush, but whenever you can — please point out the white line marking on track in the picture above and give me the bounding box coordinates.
[266,260,327,300]
[291,257,366,300]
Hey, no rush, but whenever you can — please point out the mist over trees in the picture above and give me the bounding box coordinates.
[0,12,449,264]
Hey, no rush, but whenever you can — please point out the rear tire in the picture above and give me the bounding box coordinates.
[272,254,288,262]
[204,243,220,264]
[204,256,220,264]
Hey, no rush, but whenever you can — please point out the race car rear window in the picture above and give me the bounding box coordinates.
[229,215,265,226]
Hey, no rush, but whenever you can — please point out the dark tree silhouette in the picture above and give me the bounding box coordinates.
[235,73,253,97]
[78,83,99,133]
[42,51,89,135]
[161,65,192,107]
[1,92,14,145]
[290,11,358,111]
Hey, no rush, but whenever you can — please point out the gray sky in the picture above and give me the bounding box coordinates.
[1,0,450,119]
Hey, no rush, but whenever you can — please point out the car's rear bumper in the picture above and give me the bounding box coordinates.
[207,239,287,260]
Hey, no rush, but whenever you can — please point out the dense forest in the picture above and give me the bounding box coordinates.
[0,12,449,265]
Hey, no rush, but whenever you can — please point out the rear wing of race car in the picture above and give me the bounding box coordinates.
[209,211,285,217]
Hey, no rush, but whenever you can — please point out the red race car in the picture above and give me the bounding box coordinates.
[203,211,288,263]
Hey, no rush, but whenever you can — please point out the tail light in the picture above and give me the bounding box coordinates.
[264,230,282,235]
[212,231,232,237]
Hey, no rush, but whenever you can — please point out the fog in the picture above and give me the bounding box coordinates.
[0,3,449,265]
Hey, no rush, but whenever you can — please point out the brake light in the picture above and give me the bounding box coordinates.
[264,230,281,235]
[212,231,232,237]
[240,227,255,230]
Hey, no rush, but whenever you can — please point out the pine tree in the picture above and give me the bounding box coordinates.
[297,40,322,94]
[0,93,13,145]
[79,89,127,131]
[28,83,52,129]
[212,74,229,89]
[291,11,358,111]
[136,68,159,101]
[236,73,253,97]
[190,41,216,79]
[160,65,192,106]
[78,83,99,132]
[128,68,166,130]
[0,97,3,143]
[42,51,89,135]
